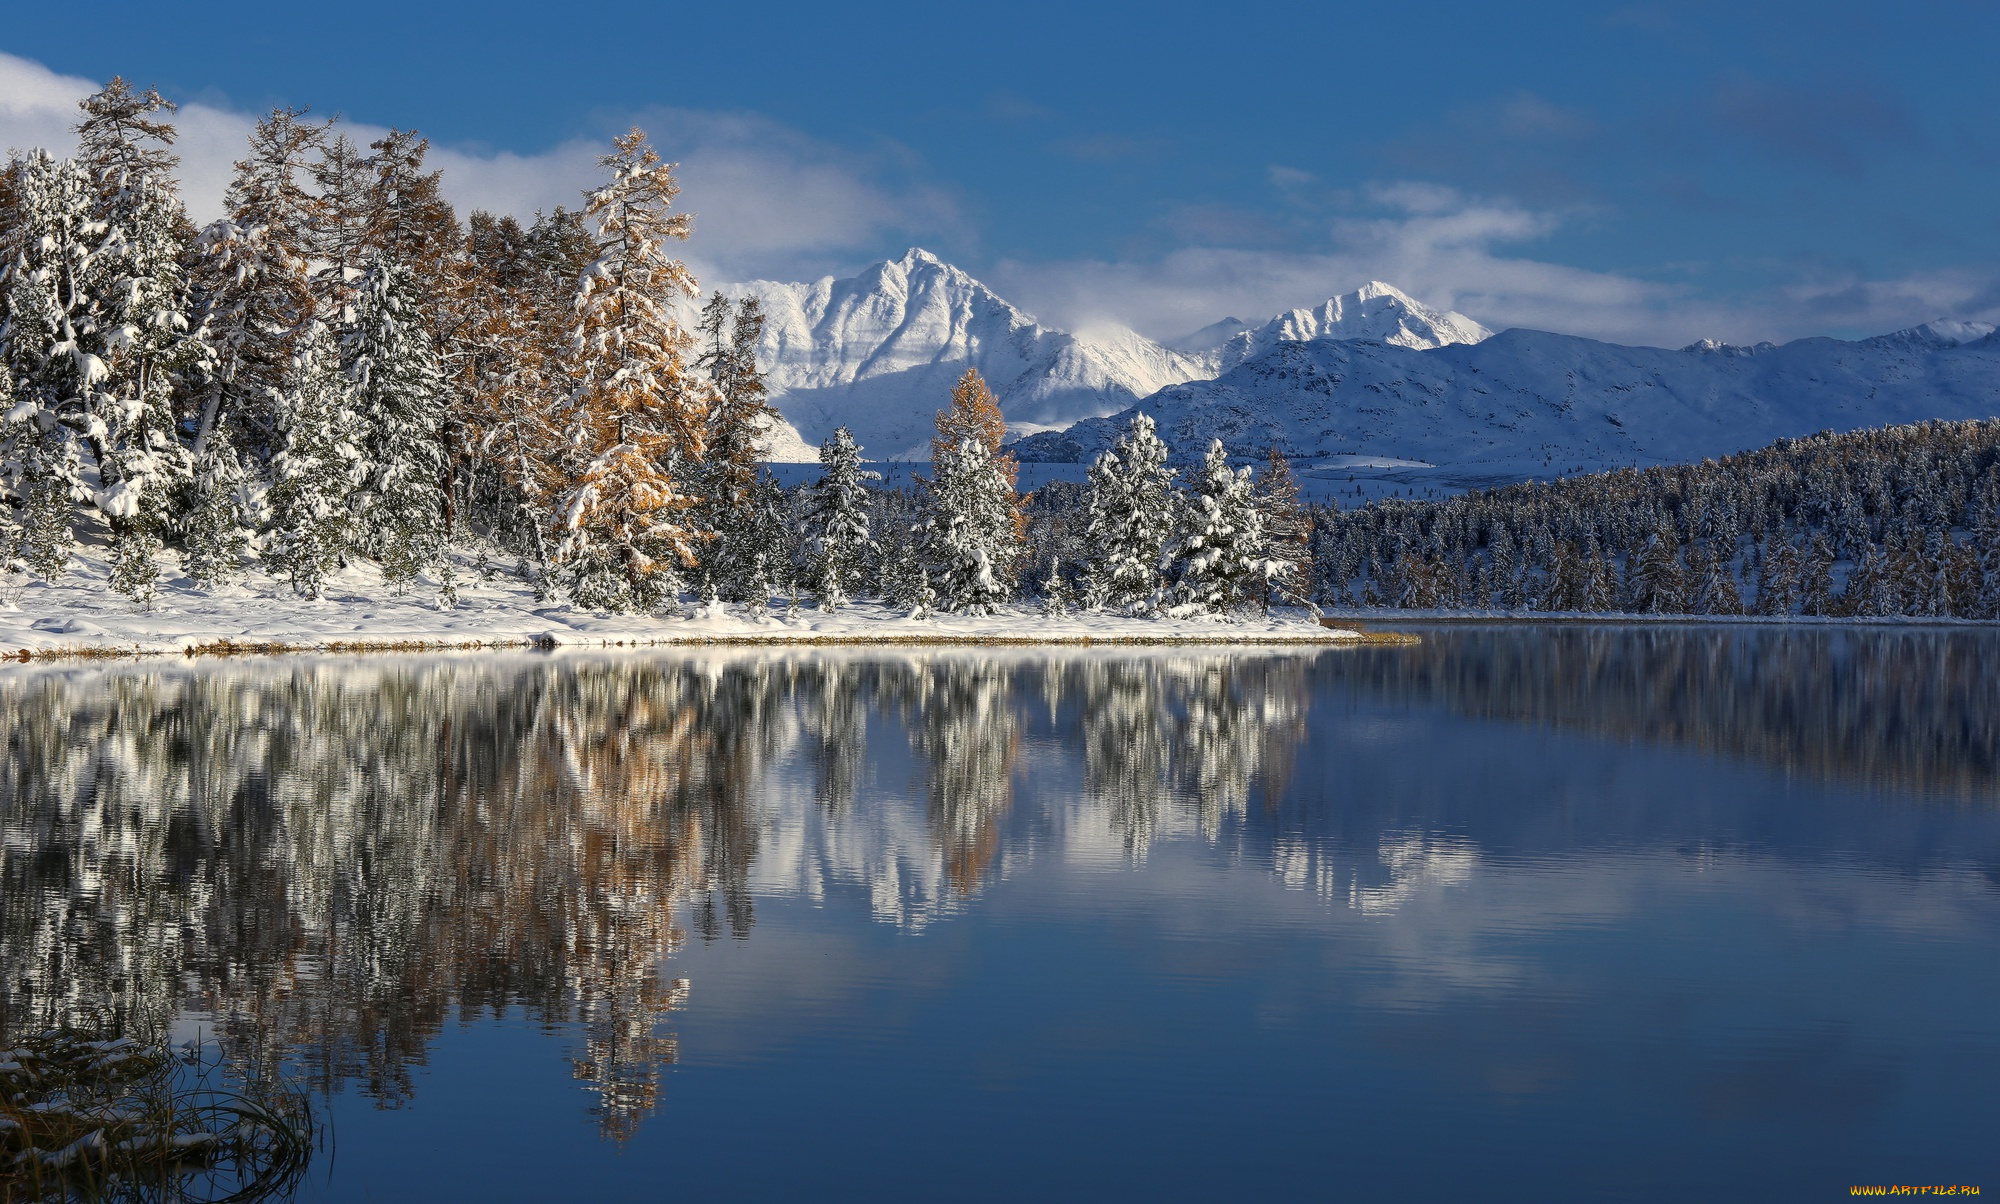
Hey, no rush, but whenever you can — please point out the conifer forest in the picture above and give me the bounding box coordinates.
[3,78,1996,623]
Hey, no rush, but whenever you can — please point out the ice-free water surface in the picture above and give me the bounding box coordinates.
[3,626,1996,1200]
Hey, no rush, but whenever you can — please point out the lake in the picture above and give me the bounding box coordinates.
[3,626,1997,1200]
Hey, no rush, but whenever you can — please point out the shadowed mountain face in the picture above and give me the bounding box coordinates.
[2,632,1996,1185]
[1012,323,2000,483]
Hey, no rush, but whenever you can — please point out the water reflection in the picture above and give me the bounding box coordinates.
[1340,624,2000,799]
[0,649,1315,1138]
[1,630,1995,1154]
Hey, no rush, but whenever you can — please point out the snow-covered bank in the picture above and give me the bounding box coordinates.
[0,551,1361,659]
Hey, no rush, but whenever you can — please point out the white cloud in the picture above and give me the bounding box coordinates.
[0,50,965,287]
[4,51,1991,348]
[988,183,2000,347]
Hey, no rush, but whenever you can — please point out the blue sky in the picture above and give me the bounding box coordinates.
[1,0,1994,345]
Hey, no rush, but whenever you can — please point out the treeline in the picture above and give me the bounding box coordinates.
[1304,418,2000,618]
[0,79,798,611]
[10,80,1994,623]
[0,77,1309,620]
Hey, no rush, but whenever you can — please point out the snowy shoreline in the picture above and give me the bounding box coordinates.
[0,551,1365,660]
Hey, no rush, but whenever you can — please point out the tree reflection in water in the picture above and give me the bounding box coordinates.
[5,629,1987,1145]
[0,649,1313,1140]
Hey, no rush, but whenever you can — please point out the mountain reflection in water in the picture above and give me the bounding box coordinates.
[0,630,1996,1196]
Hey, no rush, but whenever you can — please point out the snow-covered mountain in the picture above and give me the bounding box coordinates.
[735,249,1210,460]
[1186,281,1491,370]
[1012,320,2000,486]
[733,252,1493,461]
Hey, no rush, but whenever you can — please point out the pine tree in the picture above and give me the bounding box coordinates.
[1974,501,2000,620]
[263,323,360,599]
[1798,533,1836,617]
[1688,541,1742,614]
[917,370,1023,613]
[309,132,373,312]
[359,130,464,332]
[1079,412,1176,611]
[1165,439,1273,617]
[1752,536,1801,616]
[1256,446,1311,612]
[1537,540,1588,611]
[92,167,204,597]
[1627,520,1687,614]
[1583,536,1617,611]
[66,81,212,600]
[1488,524,1519,609]
[182,425,252,589]
[733,471,792,618]
[344,258,449,597]
[1840,542,1889,617]
[0,152,107,584]
[694,292,777,600]
[190,106,322,465]
[921,437,1020,614]
[803,426,878,611]
[551,130,707,611]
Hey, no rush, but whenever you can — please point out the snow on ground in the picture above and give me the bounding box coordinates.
[0,546,1355,658]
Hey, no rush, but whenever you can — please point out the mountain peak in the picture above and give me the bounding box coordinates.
[1193,281,1490,369]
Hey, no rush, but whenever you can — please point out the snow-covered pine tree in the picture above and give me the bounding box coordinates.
[1537,540,1588,611]
[1975,499,2000,620]
[803,426,878,611]
[1840,542,1889,617]
[1488,524,1519,609]
[76,80,210,601]
[263,322,360,599]
[917,370,1022,614]
[360,130,464,330]
[551,130,707,612]
[1688,540,1742,614]
[1584,536,1617,611]
[693,291,778,600]
[1626,520,1687,614]
[189,107,322,466]
[734,470,792,618]
[308,132,372,313]
[1256,446,1311,613]
[1164,439,1274,617]
[1798,533,1836,617]
[344,258,450,598]
[1078,411,1176,611]
[0,152,108,585]
[182,424,252,588]
[921,437,1019,614]
[1752,536,1801,616]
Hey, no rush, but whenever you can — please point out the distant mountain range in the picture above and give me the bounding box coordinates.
[732,249,1485,460]
[734,249,2000,487]
[1013,320,2000,488]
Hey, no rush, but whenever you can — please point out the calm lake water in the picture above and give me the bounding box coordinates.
[3,626,1998,1201]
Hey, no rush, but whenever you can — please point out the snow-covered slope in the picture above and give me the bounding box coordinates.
[733,254,1494,462]
[1012,321,2000,484]
[1192,281,1491,370]
[735,249,1210,460]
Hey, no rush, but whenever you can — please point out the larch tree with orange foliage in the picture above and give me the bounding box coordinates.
[918,368,1023,613]
[551,129,711,612]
